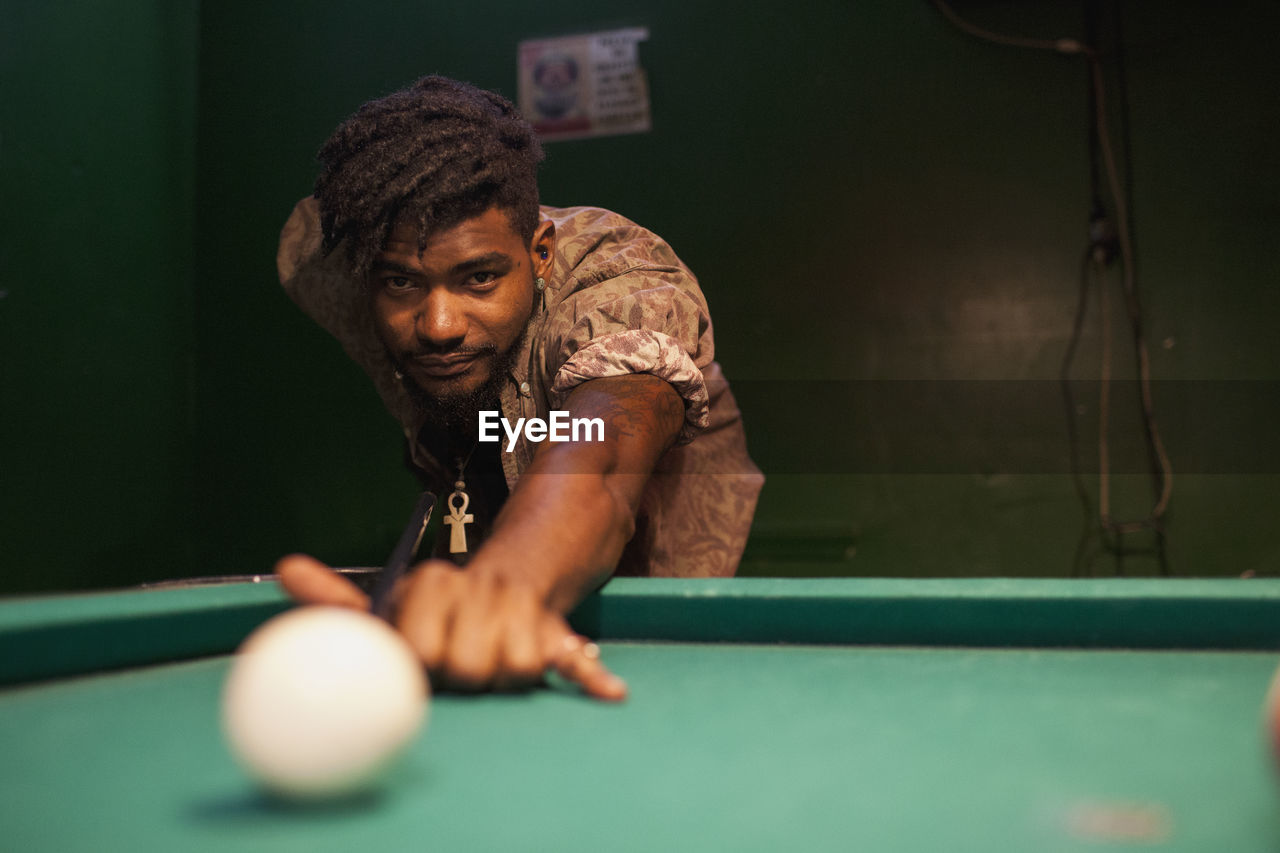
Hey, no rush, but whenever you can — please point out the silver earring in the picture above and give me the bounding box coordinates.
[534,277,546,292]
[394,368,404,380]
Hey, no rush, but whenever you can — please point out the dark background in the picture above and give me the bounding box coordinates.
[2,0,1277,593]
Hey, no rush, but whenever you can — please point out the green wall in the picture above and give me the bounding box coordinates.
[3,1,1277,593]
[1,1,199,593]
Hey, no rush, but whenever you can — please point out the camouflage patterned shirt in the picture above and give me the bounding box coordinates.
[277,198,762,577]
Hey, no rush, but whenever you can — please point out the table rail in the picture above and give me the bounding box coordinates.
[5,577,1280,687]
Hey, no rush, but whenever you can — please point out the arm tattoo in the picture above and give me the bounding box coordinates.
[573,375,684,448]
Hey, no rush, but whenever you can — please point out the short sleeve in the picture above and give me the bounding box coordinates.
[545,277,713,444]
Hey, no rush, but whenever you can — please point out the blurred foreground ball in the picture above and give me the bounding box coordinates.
[222,606,428,799]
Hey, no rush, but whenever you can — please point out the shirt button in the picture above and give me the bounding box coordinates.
[519,381,531,396]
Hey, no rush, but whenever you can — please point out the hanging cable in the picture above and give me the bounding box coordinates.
[931,0,1173,573]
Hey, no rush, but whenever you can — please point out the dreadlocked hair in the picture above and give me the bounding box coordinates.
[314,76,545,274]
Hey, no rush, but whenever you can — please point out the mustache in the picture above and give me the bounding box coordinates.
[406,343,499,359]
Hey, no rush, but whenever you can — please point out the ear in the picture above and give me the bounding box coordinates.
[529,219,557,281]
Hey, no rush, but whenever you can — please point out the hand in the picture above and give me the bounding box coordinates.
[274,554,627,701]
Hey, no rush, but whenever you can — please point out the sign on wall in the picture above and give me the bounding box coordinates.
[517,27,651,142]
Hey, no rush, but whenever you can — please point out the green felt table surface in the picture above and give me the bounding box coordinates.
[3,578,1280,852]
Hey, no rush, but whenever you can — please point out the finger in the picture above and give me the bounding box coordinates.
[436,572,505,691]
[274,553,369,610]
[492,590,545,691]
[397,563,461,672]
[550,630,628,702]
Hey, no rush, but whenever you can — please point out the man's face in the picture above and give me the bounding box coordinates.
[370,207,554,421]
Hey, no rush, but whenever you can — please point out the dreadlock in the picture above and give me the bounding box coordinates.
[314,76,544,275]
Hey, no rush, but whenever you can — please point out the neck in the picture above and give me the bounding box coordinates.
[416,408,489,465]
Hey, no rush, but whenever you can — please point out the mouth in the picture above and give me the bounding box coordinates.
[408,352,482,379]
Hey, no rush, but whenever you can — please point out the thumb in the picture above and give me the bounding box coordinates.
[274,553,370,610]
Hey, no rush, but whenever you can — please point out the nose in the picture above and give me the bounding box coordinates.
[415,290,468,349]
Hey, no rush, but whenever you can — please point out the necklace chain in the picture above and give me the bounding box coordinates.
[454,441,479,490]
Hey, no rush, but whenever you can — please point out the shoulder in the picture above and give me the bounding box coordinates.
[539,204,646,238]
[539,205,686,282]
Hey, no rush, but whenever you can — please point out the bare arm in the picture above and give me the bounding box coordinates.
[469,373,685,612]
[278,373,685,700]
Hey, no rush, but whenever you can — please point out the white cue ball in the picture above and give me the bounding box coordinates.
[222,606,428,799]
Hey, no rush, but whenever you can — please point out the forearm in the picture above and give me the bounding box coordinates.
[467,459,637,614]
[465,374,685,613]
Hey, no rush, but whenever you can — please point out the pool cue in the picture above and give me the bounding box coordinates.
[370,491,437,622]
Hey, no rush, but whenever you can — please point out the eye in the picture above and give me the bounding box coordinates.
[467,271,499,287]
[382,276,415,293]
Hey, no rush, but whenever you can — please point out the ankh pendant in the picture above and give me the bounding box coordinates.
[443,489,474,554]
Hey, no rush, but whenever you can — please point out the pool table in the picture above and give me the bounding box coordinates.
[3,576,1280,852]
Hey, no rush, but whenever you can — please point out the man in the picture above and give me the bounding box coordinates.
[274,76,761,699]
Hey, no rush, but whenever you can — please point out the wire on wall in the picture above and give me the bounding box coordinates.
[930,0,1173,575]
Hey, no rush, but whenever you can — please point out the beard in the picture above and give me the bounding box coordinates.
[397,328,528,433]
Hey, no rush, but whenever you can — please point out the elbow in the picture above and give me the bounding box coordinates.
[603,475,639,548]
